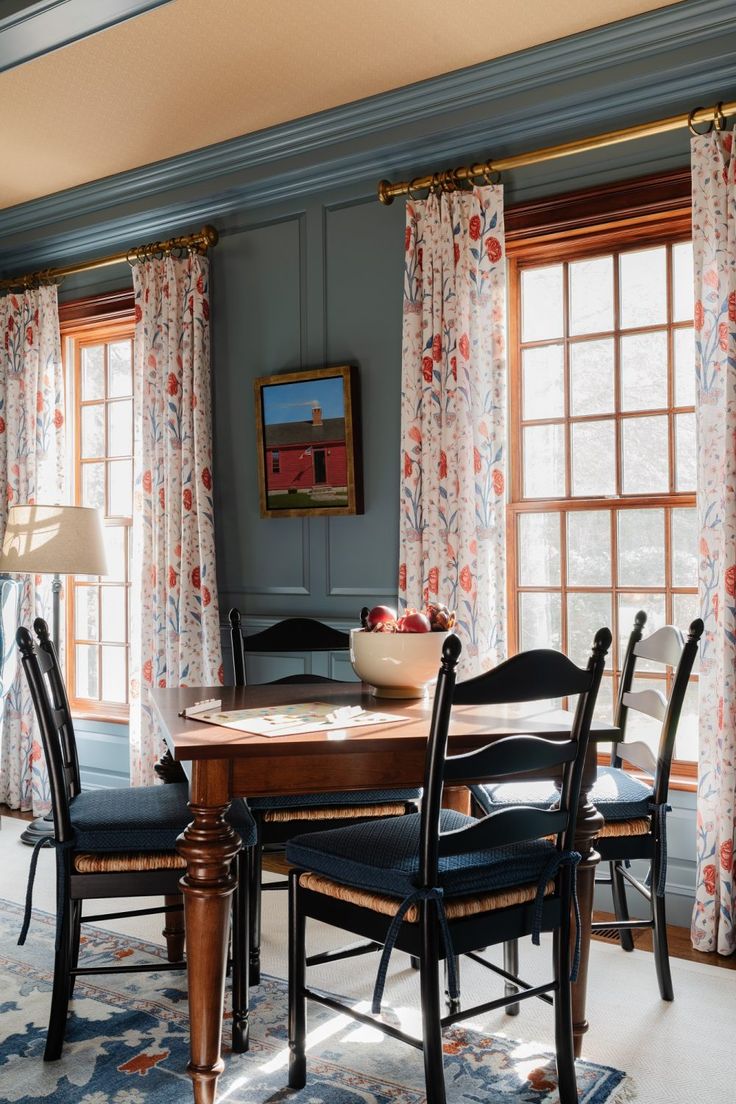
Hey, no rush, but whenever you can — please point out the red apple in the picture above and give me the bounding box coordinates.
[365,604,397,630]
[398,611,431,633]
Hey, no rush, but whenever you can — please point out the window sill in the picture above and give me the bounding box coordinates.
[71,706,129,726]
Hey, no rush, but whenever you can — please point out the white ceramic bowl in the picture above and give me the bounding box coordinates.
[350,627,450,698]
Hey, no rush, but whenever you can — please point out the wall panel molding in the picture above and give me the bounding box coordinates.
[227,518,310,597]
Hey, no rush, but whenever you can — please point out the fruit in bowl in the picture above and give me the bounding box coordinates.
[352,603,456,698]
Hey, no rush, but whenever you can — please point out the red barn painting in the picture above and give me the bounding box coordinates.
[254,365,363,517]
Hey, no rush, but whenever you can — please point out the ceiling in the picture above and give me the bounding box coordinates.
[0,0,681,211]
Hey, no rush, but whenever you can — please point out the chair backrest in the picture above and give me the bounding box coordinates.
[611,613,703,802]
[16,618,80,843]
[417,629,611,889]
[228,607,349,687]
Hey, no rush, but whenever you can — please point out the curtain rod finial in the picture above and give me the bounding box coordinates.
[201,225,219,249]
[377,181,394,206]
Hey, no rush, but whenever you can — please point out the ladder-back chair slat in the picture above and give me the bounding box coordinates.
[442,735,577,785]
[622,687,667,722]
[439,806,569,856]
[452,649,592,706]
[633,625,685,668]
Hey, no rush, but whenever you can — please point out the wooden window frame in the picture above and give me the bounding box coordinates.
[60,291,135,722]
[505,169,697,786]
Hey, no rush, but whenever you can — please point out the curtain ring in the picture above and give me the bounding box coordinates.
[406,177,423,201]
[714,101,726,131]
[483,166,501,186]
[688,106,712,136]
[451,167,472,193]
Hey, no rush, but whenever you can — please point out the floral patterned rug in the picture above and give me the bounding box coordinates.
[0,898,633,1103]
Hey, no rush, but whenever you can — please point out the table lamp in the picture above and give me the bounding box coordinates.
[0,504,108,653]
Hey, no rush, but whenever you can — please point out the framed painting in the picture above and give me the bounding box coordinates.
[254,365,363,518]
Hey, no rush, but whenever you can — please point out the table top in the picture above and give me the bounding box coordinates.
[151,682,618,762]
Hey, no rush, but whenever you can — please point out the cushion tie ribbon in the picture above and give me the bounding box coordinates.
[18,834,73,950]
[648,801,671,897]
[532,850,582,982]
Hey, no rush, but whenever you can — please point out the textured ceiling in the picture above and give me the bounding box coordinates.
[0,0,681,210]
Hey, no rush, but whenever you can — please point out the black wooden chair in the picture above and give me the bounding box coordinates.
[285,629,611,1104]
[228,607,420,984]
[16,617,256,1059]
[474,612,703,1001]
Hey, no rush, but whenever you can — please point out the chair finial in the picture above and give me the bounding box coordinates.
[592,627,612,661]
[360,606,370,629]
[442,633,462,670]
[16,626,34,656]
[688,618,705,644]
[229,607,241,628]
[34,617,51,643]
[634,610,647,630]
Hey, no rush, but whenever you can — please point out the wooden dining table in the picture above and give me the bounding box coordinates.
[151,681,618,1104]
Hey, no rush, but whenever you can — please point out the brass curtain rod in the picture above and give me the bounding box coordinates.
[377,99,736,204]
[0,224,219,293]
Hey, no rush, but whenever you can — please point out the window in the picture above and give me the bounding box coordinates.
[63,312,135,719]
[272,449,280,474]
[508,192,697,779]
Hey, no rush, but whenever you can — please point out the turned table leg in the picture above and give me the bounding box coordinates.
[571,748,604,1058]
[177,759,241,1104]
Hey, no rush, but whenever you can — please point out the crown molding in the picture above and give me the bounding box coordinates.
[0,0,172,73]
[0,0,733,274]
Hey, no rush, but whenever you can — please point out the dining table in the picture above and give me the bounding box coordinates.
[151,680,618,1104]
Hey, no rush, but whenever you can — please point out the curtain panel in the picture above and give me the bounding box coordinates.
[129,253,223,786]
[692,128,736,955]
[0,286,65,813]
[398,186,506,676]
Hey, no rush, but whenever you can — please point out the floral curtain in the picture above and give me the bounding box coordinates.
[130,253,223,786]
[0,286,65,813]
[398,186,506,676]
[692,127,736,955]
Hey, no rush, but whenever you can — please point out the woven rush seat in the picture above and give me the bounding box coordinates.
[597,817,651,838]
[73,851,187,874]
[286,809,564,900]
[472,765,654,823]
[249,788,419,812]
[69,782,256,851]
[298,871,556,921]
[264,801,410,823]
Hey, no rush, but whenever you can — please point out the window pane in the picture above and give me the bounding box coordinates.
[674,327,695,407]
[571,420,615,496]
[673,593,701,672]
[675,678,698,762]
[81,404,104,459]
[522,345,564,420]
[82,463,105,510]
[74,586,98,641]
[101,586,126,643]
[620,331,668,411]
[569,338,614,416]
[82,345,104,400]
[675,412,696,491]
[75,644,99,699]
[569,255,613,335]
[567,511,611,585]
[567,592,613,669]
[519,592,561,651]
[621,415,668,494]
[102,526,127,582]
[594,674,614,725]
[518,513,561,585]
[672,241,694,323]
[618,508,665,586]
[108,340,132,397]
[618,592,666,672]
[671,507,698,587]
[108,460,133,517]
[108,399,132,458]
[522,265,563,341]
[619,247,667,328]
[523,424,565,498]
[102,646,127,703]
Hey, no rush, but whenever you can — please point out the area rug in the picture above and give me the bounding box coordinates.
[0,898,633,1103]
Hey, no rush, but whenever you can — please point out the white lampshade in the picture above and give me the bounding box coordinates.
[0,505,108,577]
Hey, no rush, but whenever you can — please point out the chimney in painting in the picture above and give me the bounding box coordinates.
[312,403,323,427]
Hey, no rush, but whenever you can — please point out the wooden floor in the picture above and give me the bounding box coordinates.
[3,803,734,971]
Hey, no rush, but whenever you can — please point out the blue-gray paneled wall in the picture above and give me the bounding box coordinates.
[11,0,736,925]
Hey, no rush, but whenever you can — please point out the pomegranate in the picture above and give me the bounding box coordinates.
[365,604,397,631]
[398,611,432,633]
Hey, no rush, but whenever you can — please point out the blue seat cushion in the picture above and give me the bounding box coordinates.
[472,766,654,822]
[249,788,419,811]
[286,810,560,899]
[69,784,256,851]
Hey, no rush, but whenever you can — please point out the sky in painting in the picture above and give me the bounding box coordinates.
[262,376,345,425]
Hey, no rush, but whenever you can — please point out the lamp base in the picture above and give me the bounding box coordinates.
[19,810,54,846]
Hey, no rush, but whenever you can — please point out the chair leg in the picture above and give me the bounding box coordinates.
[248,823,263,986]
[44,894,73,1061]
[68,899,82,998]
[163,893,185,962]
[504,939,520,1015]
[232,850,251,1052]
[445,955,461,1014]
[288,872,307,1090]
[554,871,578,1104]
[610,862,635,952]
[420,907,447,1104]
[652,888,674,1001]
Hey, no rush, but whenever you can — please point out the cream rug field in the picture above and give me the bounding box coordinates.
[1,816,732,1101]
